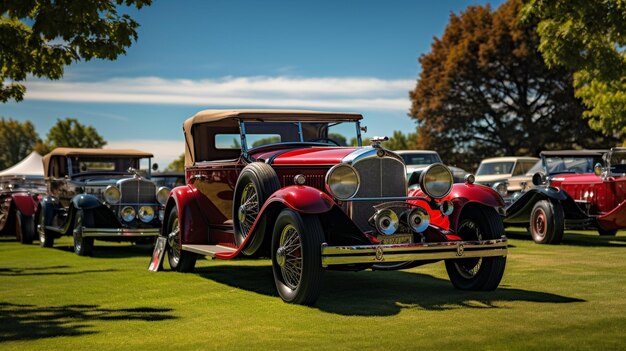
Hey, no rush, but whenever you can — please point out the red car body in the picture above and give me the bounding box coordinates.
[0,177,43,244]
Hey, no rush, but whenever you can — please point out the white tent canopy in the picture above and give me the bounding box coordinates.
[0,151,44,178]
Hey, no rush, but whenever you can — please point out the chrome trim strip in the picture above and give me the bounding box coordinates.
[80,227,160,237]
[321,236,507,267]
[346,196,429,202]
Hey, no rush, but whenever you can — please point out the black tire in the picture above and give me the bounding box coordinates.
[597,227,618,236]
[37,209,55,248]
[271,209,324,305]
[445,206,507,291]
[233,162,280,256]
[15,209,35,244]
[529,200,564,244]
[72,209,94,256]
[165,207,197,272]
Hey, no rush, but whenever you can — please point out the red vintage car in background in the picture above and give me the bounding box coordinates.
[159,109,508,305]
[0,176,44,244]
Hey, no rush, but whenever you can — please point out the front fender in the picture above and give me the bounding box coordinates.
[164,185,209,245]
[11,192,39,216]
[72,194,102,210]
[263,185,335,214]
[504,186,585,225]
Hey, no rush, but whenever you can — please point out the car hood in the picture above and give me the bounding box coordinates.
[550,173,602,184]
[251,147,359,166]
[474,174,511,184]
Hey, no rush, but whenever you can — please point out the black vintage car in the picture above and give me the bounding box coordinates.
[38,148,170,256]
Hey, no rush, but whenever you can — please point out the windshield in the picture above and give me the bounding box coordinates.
[476,161,514,176]
[70,157,151,177]
[543,156,602,175]
[609,150,626,174]
[400,153,442,165]
[232,120,361,150]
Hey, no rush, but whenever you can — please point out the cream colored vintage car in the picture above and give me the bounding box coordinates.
[474,156,538,195]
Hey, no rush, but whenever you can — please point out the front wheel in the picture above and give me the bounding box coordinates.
[445,206,506,291]
[73,210,93,256]
[15,210,35,244]
[165,207,197,272]
[37,209,55,248]
[271,209,325,305]
[529,200,564,244]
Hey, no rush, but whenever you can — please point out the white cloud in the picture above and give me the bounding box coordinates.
[105,139,184,169]
[23,76,414,112]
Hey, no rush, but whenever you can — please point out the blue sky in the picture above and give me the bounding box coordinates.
[1,0,504,167]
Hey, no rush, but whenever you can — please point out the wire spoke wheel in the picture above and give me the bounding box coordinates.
[277,224,303,290]
[166,207,196,272]
[238,183,259,239]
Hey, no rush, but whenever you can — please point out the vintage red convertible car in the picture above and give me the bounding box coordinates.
[160,110,508,305]
[0,175,44,244]
[504,148,626,244]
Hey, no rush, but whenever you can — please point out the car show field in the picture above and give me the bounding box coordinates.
[2,229,625,350]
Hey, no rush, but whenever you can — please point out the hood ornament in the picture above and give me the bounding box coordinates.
[370,136,389,148]
[128,167,141,178]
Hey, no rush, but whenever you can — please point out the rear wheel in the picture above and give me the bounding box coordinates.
[529,200,564,244]
[15,210,35,244]
[166,207,197,272]
[37,209,55,248]
[73,210,94,256]
[271,209,324,305]
[445,206,506,291]
[233,162,280,256]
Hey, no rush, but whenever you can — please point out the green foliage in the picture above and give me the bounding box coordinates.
[409,0,616,170]
[523,0,626,138]
[36,118,106,154]
[165,154,185,172]
[382,130,418,150]
[251,136,281,147]
[327,133,347,146]
[0,117,41,169]
[0,0,152,103]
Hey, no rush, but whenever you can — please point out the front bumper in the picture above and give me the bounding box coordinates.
[80,227,160,238]
[321,236,508,267]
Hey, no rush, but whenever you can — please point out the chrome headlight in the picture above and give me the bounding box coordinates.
[374,208,399,235]
[121,206,136,222]
[156,186,170,205]
[419,164,453,199]
[325,164,360,200]
[104,185,121,204]
[493,182,508,197]
[407,207,430,233]
[138,206,155,223]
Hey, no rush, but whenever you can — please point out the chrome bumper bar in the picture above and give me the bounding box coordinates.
[320,236,508,267]
[80,227,160,238]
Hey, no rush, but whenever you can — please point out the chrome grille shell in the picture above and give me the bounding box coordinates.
[118,178,157,204]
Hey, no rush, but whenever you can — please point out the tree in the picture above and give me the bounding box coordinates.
[382,130,418,150]
[36,118,107,154]
[0,118,41,169]
[523,0,626,139]
[165,154,185,172]
[409,0,615,170]
[0,0,152,103]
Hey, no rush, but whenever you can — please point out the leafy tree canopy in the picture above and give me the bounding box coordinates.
[0,118,41,169]
[35,118,107,155]
[0,0,152,103]
[523,0,626,139]
[165,154,185,172]
[409,0,615,170]
[382,130,418,150]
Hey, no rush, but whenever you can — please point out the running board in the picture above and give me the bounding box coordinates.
[182,244,237,257]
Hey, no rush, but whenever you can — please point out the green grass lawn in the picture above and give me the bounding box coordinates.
[1,229,626,350]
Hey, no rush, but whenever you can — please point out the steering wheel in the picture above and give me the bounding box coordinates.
[310,138,340,146]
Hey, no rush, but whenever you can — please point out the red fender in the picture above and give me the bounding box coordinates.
[165,185,210,245]
[11,192,39,217]
[409,183,504,232]
[597,199,626,231]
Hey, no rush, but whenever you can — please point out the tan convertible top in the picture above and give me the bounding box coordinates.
[183,109,363,166]
[42,148,153,178]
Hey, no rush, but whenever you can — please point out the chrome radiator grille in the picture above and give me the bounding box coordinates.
[119,179,156,204]
[351,155,406,231]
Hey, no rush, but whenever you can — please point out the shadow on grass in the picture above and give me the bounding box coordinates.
[505,229,626,247]
[51,242,154,259]
[195,264,585,316]
[0,266,119,276]
[0,302,176,342]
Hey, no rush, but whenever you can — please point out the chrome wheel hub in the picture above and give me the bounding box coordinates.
[276,246,286,267]
[278,224,303,290]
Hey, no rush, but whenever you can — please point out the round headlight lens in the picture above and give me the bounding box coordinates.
[156,186,170,205]
[407,207,430,233]
[104,185,121,204]
[121,206,136,222]
[493,182,508,197]
[374,208,399,235]
[325,164,360,200]
[138,206,155,223]
[419,164,453,199]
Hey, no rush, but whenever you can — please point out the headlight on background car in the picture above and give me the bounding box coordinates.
[104,185,121,204]
[419,164,453,199]
[121,206,136,222]
[138,206,155,223]
[493,182,508,197]
[156,187,170,205]
[325,164,360,200]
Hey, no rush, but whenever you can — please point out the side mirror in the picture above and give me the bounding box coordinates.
[152,163,159,171]
[594,163,602,176]
[532,172,547,186]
